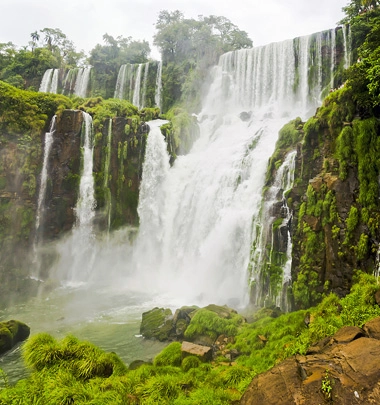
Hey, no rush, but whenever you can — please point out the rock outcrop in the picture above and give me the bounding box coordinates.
[240,317,380,404]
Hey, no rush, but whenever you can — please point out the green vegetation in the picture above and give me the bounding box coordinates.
[1,273,380,404]
[154,10,252,112]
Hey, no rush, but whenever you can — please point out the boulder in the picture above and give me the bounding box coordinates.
[140,307,173,341]
[240,317,380,404]
[363,317,380,340]
[181,341,212,362]
[0,320,30,355]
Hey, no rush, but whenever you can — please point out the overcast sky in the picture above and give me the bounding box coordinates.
[1,0,348,59]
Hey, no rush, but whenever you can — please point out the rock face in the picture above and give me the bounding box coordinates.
[240,317,380,404]
[0,320,30,355]
[43,109,83,240]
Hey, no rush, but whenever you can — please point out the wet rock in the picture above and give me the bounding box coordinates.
[239,111,252,122]
[140,307,173,341]
[0,320,30,355]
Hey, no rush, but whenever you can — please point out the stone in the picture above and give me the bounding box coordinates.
[239,111,252,122]
[332,325,365,343]
[0,320,30,355]
[363,317,380,340]
[140,307,174,341]
[181,341,212,362]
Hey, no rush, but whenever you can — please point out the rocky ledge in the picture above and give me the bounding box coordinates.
[240,317,380,404]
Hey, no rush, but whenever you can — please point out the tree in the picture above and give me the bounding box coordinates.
[30,31,40,52]
[88,34,151,98]
[153,10,253,111]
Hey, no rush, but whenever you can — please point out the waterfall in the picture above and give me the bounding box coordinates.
[35,116,56,237]
[314,32,323,103]
[342,25,351,69]
[130,30,342,307]
[298,35,311,113]
[135,119,170,266]
[133,64,143,108]
[74,67,92,98]
[62,69,77,95]
[114,64,127,99]
[155,61,163,112]
[104,118,113,231]
[76,112,96,230]
[31,116,56,280]
[141,62,149,109]
[330,29,336,88]
[39,69,59,93]
[58,111,96,283]
[251,151,296,311]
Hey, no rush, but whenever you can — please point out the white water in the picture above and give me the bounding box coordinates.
[330,28,336,88]
[54,112,96,284]
[141,62,149,109]
[35,30,343,307]
[342,25,351,69]
[114,64,127,99]
[132,64,143,108]
[35,116,56,237]
[39,69,57,93]
[126,30,343,308]
[274,152,297,310]
[74,67,92,98]
[104,118,113,231]
[155,61,163,111]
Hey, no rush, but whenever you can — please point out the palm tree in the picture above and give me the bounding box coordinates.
[30,31,40,52]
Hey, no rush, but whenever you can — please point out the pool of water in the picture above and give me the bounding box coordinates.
[0,284,175,383]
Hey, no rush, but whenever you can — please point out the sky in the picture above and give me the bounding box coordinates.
[1,0,349,60]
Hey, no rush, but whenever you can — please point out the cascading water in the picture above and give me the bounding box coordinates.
[342,25,352,69]
[115,63,151,108]
[330,28,336,88]
[35,116,56,238]
[39,69,59,93]
[141,62,149,109]
[249,151,297,311]
[130,29,344,308]
[55,112,96,284]
[32,115,57,280]
[114,64,128,99]
[103,118,113,231]
[155,61,162,111]
[132,64,143,108]
[74,67,92,98]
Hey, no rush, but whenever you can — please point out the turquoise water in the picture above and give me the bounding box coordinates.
[0,285,170,383]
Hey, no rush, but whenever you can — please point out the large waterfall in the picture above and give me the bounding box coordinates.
[127,28,345,307]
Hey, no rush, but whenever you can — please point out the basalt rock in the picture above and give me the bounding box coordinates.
[240,317,380,404]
